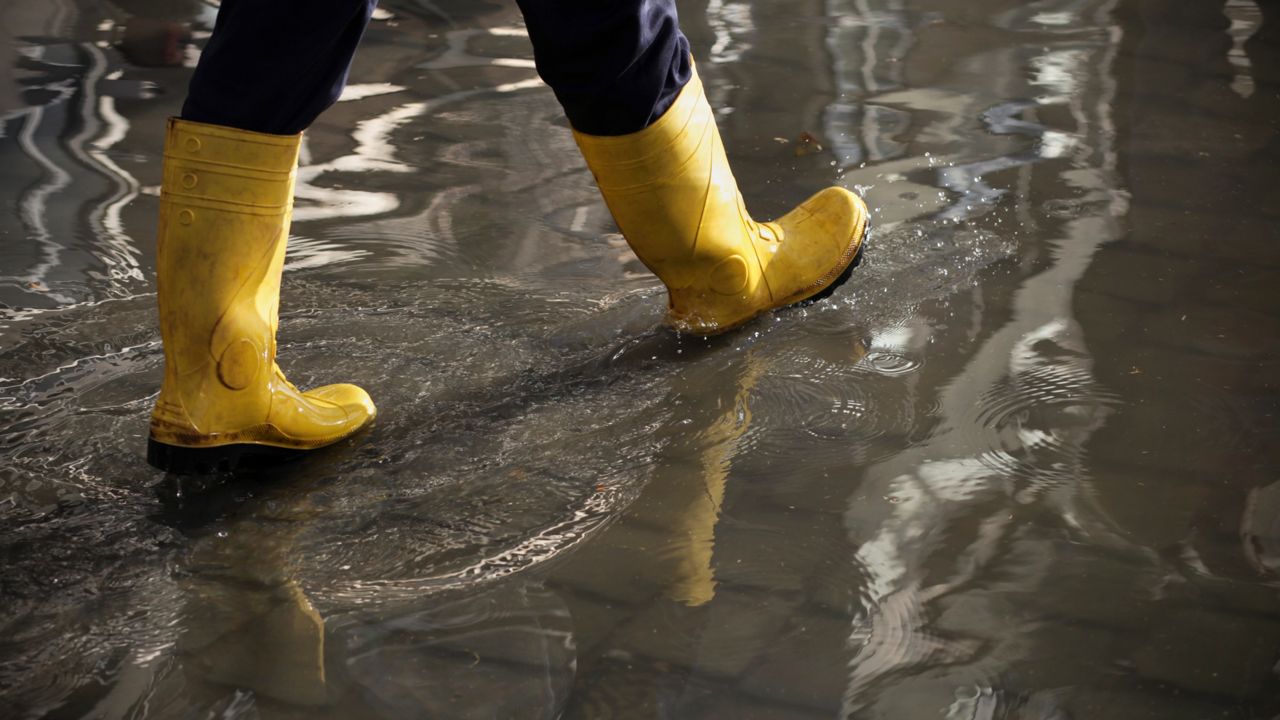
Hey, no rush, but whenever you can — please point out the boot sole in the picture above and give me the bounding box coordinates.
[147,438,306,475]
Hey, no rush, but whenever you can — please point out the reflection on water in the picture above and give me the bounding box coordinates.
[2,0,1279,718]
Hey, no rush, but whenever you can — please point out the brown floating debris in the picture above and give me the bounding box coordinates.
[794,132,824,157]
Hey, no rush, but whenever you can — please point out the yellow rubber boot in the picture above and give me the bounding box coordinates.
[574,64,869,335]
[147,118,376,473]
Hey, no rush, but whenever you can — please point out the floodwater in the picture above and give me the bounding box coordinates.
[2,0,1278,717]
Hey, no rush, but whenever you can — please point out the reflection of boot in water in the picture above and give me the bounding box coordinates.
[179,577,328,706]
[574,62,869,336]
[664,355,765,606]
[545,348,763,614]
[568,350,764,608]
[147,119,376,474]
[176,509,329,707]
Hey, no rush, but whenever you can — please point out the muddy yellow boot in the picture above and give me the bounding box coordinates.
[147,118,376,474]
[574,64,868,335]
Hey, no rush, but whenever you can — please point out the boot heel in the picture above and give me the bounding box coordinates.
[147,438,301,474]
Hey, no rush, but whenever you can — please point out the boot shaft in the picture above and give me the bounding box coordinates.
[154,119,301,433]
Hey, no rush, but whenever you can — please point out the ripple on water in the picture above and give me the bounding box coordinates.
[1040,197,1085,218]
[734,352,918,473]
[0,263,687,712]
[766,375,877,443]
[843,583,986,714]
[259,283,685,609]
[974,351,1118,458]
[861,350,923,376]
[291,450,647,609]
[955,325,1123,513]
[340,582,574,719]
[299,210,464,274]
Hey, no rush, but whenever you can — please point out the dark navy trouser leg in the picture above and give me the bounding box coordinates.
[181,0,689,137]
[516,0,691,135]
[182,0,377,135]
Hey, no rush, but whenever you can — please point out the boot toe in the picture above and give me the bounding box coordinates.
[772,186,869,305]
[306,383,377,426]
[788,186,867,255]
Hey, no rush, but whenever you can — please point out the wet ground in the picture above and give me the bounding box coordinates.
[2,0,1280,717]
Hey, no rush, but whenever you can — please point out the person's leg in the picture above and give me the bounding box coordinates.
[518,0,869,335]
[516,0,691,135]
[148,0,378,473]
[183,0,376,134]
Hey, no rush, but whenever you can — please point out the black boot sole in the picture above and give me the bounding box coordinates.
[147,438,305,475]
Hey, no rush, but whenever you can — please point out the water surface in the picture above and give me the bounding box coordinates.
[2,0,1279,717]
